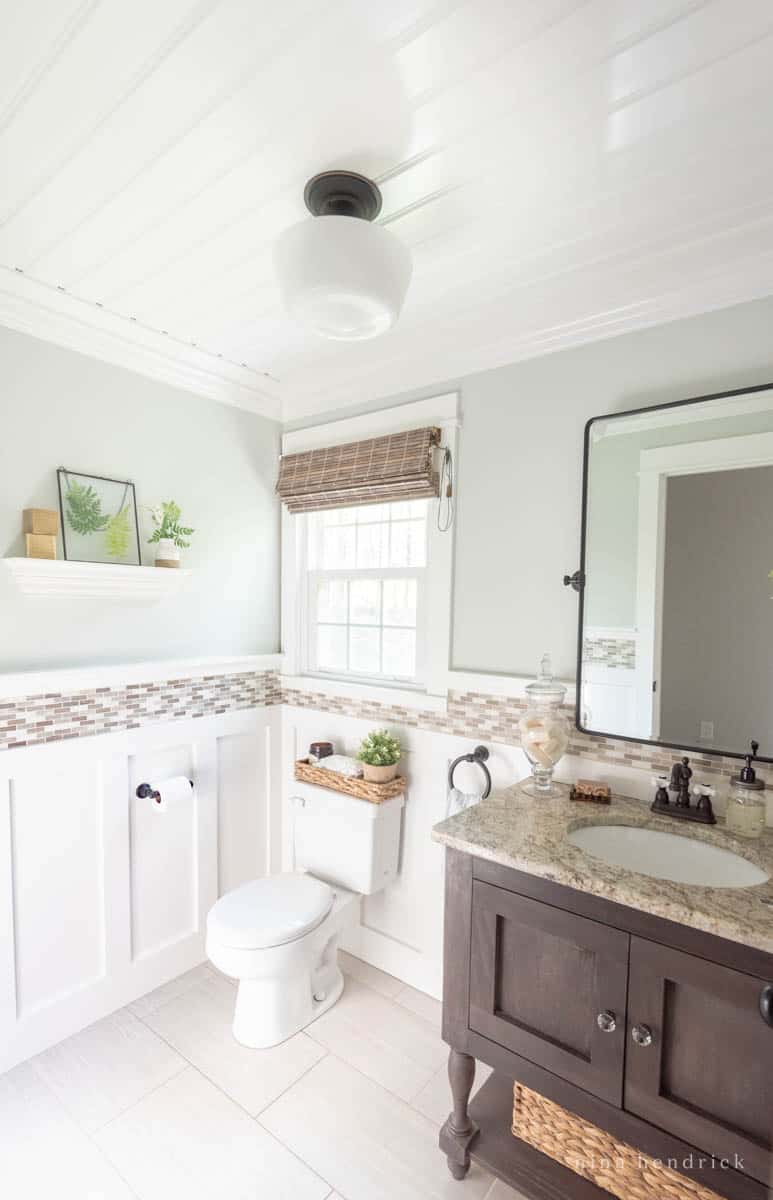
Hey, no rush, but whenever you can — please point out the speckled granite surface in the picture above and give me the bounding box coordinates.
[432,785,773,956]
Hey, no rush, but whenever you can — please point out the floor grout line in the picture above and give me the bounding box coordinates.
[131,995,337,1194]
[18,957,460,1200]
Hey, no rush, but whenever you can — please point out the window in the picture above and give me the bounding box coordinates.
[304,500,428,686]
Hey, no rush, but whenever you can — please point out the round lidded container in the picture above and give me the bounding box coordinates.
[518,654,570,798]
[726,740,767,840]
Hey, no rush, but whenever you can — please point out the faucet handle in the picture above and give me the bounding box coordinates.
[693,782,716,822]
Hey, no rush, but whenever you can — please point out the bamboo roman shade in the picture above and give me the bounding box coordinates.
[277,426,441,513]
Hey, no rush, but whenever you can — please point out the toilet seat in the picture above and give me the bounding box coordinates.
[207,874,334,950]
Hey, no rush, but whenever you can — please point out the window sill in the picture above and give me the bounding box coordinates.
[281,674,448,713]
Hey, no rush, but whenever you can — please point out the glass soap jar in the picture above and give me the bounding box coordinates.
[519,655,569,797]
[726,741,766,840]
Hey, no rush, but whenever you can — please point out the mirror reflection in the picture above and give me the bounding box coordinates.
[580,386,773,759]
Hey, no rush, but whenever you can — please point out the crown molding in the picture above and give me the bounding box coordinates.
[0,267,282,420]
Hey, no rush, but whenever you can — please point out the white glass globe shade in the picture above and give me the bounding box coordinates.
[274,214,412,341]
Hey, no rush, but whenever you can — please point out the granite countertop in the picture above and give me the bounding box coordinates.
[432,784,773,956]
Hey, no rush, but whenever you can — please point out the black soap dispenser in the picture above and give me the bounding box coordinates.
[727,740,767,839]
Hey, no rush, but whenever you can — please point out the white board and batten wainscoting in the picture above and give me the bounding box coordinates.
[283,699,535,1000]
[0,657,282,1075]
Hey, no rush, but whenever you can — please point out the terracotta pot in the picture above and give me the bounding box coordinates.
[362,761,400,783]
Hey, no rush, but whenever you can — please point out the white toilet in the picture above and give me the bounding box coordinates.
[206,787,404,1048]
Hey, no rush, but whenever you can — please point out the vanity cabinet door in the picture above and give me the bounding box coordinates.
[624,937,772,1183]
[468,880,629,1104]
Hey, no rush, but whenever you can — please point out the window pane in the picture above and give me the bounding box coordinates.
[319,508,348,525]
[349,626,380,674]
[355,503,391,523]
[389,519,426,567]
[383,578,416,627]
[317,625,347,672]
[390,500,425,519]
[356,522,388,568]
[316,578,347,624]
[321,524,355,569]
[350,579,380,625]
[383,627,416,678]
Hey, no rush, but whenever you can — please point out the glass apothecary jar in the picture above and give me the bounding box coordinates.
[519,655,570,797]
[726,741,766,840]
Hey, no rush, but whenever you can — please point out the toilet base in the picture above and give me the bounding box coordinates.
[207,880,360,1049]
[232,964,344,1048]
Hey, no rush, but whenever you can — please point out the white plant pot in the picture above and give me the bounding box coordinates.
[155,538,180,568]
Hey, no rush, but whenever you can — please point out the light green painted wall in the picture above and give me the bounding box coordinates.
[0,326,281,671]
[288,293,773,679]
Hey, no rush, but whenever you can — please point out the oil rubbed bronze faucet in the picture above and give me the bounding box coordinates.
[650,756,716,824]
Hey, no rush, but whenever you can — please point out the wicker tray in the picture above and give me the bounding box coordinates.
[512,1083,723,1200]
[294,759,406,804]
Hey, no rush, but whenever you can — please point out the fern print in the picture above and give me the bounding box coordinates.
[65,481,108,535]
[104,507,132,559]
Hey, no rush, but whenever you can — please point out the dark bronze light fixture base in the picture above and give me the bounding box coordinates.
[303,170,382,221]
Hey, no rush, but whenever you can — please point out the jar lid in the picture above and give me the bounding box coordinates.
[731,740,766,790]
[525,654,566,703]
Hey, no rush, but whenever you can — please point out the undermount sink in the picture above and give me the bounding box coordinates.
[567,824,769,888]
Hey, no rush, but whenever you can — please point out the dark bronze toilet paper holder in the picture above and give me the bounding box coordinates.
[136,779,194,804]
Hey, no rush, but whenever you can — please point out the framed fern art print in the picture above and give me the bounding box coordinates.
[57,468,141,566]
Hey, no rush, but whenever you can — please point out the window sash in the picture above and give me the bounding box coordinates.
[305,567,427,686]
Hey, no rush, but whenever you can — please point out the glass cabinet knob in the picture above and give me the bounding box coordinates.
[596,1010,617,1033]
[631,1023,653,1047]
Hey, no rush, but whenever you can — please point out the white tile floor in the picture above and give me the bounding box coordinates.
[1,951,525,1200]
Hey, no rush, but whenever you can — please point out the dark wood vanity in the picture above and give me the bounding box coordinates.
[439,847,773,1200]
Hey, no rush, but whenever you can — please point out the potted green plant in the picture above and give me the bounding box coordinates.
[147,501,194,568]
[357,729,402,783]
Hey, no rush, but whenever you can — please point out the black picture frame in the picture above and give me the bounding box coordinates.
[57,468,142,567]
[575,380,773,764]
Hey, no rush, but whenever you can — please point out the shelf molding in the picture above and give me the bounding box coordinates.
[2,557,191,603]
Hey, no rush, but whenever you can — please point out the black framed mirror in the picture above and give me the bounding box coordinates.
[576,381,773,763]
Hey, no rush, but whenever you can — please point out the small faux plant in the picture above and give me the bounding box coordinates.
[147,501,194,549]
[357,729,402,767]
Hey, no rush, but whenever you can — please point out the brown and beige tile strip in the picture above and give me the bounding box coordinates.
[1,669,760,792]
[0,670,282,752]
[282,684,763,790]
[582,636,636,670]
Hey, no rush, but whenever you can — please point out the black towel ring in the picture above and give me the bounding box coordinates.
[448,745,491,800]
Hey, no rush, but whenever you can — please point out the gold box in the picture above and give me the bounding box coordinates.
[23,508,60,536]
[25,533,57,559]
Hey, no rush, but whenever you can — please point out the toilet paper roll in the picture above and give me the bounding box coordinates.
[152,776,193,812]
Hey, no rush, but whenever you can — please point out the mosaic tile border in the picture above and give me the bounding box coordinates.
[282,683,767,791]
[1,666,764,792]
[0,670,281,751]
[582,635,636,670]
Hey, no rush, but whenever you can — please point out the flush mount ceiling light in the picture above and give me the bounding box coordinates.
[273,170,412,341]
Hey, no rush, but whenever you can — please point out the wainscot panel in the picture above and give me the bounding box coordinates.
[0,703,280,1073]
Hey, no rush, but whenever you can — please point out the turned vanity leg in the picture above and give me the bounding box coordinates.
[439,1048,479,1180]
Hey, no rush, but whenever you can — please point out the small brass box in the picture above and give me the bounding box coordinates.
[25,533,57,560]
[23,508,60,536]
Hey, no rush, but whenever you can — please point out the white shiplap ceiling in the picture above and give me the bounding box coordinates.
[2,0,773,421]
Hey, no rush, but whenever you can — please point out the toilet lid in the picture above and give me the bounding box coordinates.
[207,874,334,950]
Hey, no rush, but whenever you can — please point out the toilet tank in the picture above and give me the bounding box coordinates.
[291,787,404,894]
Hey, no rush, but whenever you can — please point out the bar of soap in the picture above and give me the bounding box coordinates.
[570,779,611,803]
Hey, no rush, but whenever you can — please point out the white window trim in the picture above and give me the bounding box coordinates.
[281,393,460,699]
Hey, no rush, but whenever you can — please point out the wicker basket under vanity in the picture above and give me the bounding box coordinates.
[512,1083,725,1200]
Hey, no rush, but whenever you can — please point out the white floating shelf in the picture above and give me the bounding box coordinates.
[2,558,191,603]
